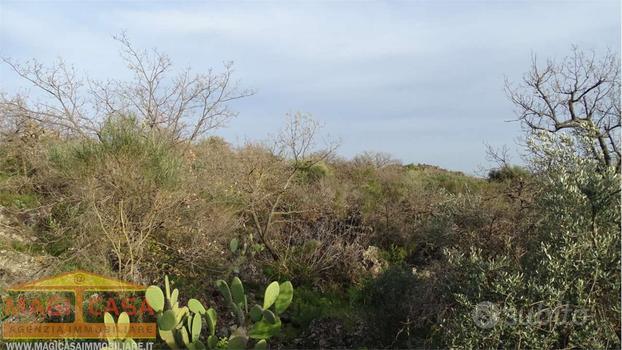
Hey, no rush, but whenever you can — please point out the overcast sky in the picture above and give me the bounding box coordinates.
[0,1,619,173]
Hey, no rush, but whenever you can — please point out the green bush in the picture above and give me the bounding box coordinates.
[487,165,529,182]
[437,132,621,349]
[356,266,420,347]
[49,115,182,188]
[288,286,354,330]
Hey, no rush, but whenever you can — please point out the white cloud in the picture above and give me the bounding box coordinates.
[0,0,619,172]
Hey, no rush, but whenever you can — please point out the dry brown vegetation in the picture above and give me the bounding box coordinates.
[0,41,619,349]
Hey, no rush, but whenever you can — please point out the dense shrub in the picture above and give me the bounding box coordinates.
[0,116,239,287]
[356,266,420,347]
[487,165,529,183]
[0,110,618,350]
[437,132,621,349]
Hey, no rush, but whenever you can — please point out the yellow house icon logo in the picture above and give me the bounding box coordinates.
[1,270,157,339]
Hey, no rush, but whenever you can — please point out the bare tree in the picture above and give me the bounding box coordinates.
[1,32,253,143]
[242,113,338,261]
[1,58,98,137]
[276,112,338,167]
[485,143,512,168]
[353,151,401,169]
[506,47,621,171]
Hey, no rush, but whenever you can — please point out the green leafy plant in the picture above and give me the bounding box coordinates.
[216,277,294,349]
[102,312,138,350]
[227,235,265,275]
[145,276,217,350]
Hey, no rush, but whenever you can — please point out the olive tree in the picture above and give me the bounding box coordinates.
[438,47,621,348]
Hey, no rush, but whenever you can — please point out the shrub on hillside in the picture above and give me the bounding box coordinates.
[10,116,238,287]
[437,132,621,349]
[487,165,529,183]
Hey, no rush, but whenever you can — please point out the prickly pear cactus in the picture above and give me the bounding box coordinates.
[215,278,294,349]
[143,275,291,350]
[146,276,216,350]
[102,312,138,350]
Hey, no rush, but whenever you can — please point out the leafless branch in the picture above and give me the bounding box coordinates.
[506,47,621,170]
[1,32,253,144]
